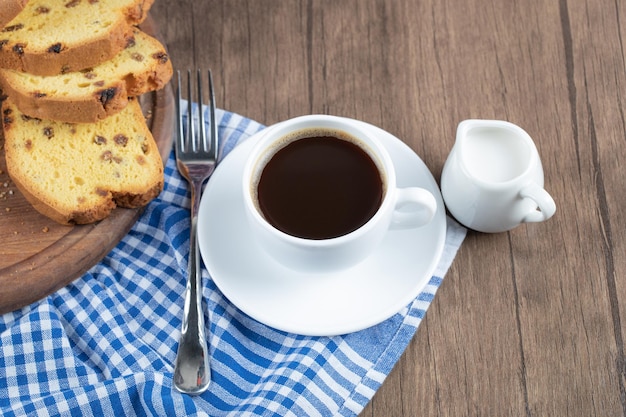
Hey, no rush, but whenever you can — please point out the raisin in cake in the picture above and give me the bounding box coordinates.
[0,28,172,123]
[0,0,154,76]
[2,96,164,224]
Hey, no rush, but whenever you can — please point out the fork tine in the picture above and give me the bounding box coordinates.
[175,69,217,161]
[186,69,195,153]
[207,69,218,159]
[196,69,208,153]
[175,70,184,157]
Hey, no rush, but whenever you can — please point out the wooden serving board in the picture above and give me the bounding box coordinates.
[0,17,175,314]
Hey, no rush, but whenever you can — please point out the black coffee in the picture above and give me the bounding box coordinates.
[256,132,384,239]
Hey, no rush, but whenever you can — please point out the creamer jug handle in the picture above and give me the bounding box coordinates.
[520,183,556,223]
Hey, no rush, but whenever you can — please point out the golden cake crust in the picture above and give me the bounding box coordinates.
[0,0,28,28]
[0,29,173,123]
[2,96,164,225]
[0,0,155,76]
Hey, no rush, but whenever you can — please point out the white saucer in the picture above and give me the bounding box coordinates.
[197,119,447,336]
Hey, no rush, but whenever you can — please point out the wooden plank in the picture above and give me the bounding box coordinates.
[150,0,626,415]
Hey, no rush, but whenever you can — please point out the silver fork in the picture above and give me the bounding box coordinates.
[173,69,218,395]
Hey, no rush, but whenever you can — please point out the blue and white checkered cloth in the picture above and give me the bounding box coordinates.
[0,103,466,416]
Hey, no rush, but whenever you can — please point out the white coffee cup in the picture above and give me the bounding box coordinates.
[242,115,437,272]
[441,119,556,233]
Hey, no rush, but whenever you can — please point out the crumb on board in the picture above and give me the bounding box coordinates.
[0,176,15,200]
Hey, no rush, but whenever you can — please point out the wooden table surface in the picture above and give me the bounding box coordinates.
[152,0,626,415]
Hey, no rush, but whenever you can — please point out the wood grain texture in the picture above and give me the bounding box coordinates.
[151,0,626,415]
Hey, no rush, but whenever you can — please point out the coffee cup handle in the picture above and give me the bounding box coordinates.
[391,187,437,229]
[520,183,557,223]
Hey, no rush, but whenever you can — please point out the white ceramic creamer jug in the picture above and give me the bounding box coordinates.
[441,119,556,233]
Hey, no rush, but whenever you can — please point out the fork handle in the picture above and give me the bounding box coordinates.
[173,180,211,395]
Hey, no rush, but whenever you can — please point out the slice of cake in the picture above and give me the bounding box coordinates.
[2,95,164,225]
[0,28,173,123]
[0,0,154,76]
